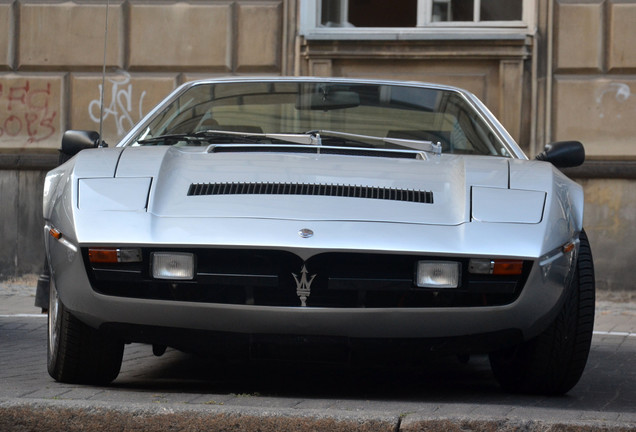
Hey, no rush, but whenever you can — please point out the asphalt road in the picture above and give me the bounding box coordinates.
[1,280,635,431]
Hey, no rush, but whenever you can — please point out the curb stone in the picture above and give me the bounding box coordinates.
[0,399,399,432]
[1,400,635,432]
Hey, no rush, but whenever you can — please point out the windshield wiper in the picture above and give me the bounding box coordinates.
[137,130,266,145]
[137,129,442,155]
[305,130,442,155]
[200,130,320,145]
[137,130,323,146]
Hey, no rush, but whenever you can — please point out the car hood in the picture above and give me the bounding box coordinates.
[113,146,510,226]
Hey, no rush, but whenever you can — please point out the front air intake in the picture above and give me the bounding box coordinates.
[188,182,433,204]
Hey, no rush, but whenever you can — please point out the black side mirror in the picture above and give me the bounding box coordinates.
[535,141,585,168]
[61,130,101,155]
[59,130,106,164]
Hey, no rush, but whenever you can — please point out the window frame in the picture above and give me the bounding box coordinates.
[300,0,535,40]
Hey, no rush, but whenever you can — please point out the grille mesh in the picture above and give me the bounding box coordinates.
[188,182,433,204]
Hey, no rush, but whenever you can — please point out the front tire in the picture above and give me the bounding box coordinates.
[47,277,124,384]
[489,230,595,395]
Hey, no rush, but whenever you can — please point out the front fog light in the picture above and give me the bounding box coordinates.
[416,261,460,288]
[152,252,195,280]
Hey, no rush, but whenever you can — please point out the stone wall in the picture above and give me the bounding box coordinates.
[552,0,636,158]
[0,0,293,279]
[578,178,636,291]
[1,0,292,150]
[549,0,636,291]
[0,167,47,279]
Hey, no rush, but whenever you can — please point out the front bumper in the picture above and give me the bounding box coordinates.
[47,237,577,345]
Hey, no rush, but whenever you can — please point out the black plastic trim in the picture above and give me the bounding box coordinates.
[188,182,434,204]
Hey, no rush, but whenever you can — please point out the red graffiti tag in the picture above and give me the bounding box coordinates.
[0,81,58,144]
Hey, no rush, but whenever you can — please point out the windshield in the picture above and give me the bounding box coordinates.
[128,81,511,157]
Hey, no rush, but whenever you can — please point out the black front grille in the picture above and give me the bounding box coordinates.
[188,182,434,204]
[85,249,530,308]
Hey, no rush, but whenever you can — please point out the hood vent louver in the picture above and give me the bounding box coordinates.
[188,182,433,204]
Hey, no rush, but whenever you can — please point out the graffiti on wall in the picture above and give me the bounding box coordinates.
[595,82,631,120]
[0,74,171,149]
[88,73,147,138]
[0,81,58,144]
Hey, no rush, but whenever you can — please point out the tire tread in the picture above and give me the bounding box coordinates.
[490,229,595,395]
[48,296,123,385]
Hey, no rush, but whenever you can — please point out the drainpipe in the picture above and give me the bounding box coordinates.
[530,12,538,156]
[545,0,555,146]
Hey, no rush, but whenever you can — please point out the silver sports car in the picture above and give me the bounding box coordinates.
[43,77,594,394]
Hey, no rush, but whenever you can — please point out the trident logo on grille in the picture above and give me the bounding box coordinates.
[293,265,316,307]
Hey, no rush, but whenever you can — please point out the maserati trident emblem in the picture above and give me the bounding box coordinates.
[298,228,314,238]
[292,265,317,307]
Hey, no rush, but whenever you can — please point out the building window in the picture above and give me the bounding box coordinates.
[341,0,418,27]
[429,0,523,23]
[301,0,532,37]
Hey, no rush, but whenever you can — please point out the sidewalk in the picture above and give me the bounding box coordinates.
[0,275,42,315]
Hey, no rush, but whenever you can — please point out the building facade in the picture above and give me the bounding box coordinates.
[1,0,634,290]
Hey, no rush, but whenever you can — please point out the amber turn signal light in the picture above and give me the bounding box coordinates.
[88,249,119,263]
[469,258,523,275]
[88,248,142,264]
[492,260,524,275]
[49,228,63,240]
[562,241,576,254]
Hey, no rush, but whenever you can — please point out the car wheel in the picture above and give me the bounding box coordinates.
[47,277,124,385]
[489,229,595,395]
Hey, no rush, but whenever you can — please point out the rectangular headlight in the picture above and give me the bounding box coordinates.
[416,261,460,288]
[152,252,195,280]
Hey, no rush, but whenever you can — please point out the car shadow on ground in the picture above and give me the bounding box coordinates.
[105,340,636,413]
[113,346,520,401]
